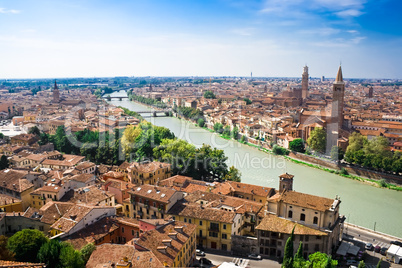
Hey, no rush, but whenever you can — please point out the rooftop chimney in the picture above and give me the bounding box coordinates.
[162,239,172,247]
[174,226,184,234]
[168,232,178,240]
[157,246,167,254]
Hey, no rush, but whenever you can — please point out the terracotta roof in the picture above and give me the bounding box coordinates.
[86,244,163,268]
[0,169,34,193]
[128,161,171,174]
[128,184,179,204]
[212,181,274,198]
[256,214,328,236]
[74,161,95,170]
[68,173,95,183]
[62,217,119,250]
[274,190,336,212]
[59,186,114,206]
[135,221,196,267]
[168,201,236,223]
[39,201,75,224]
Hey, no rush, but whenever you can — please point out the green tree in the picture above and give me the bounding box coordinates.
[282,226,295,268]
[80,243,96,264]
[59,245,84,268]
[213,123,224,134]
[38,239,66,268]
[194,144,228,181]
[330,146,344,161]
[38,132,49,146]
[243,98,252,105]
[231,127,239,140]
[204,90,216,99]
[307,128,326,153]
[0,235,15,261]
[289,139,305,153]
[358,260,366,268]
[28,126,41,136]
[223,166,241,182]
[197,118,205,128]
[273,145,289,155]
[222,126,231,137]
[392,158,402,174]
[294,241,303,260]
[0,132,4,139]
[0,155,9,170]
[240,135,246,143]
[307,252,337,268]
[7,229,48,262]
[153,138,196,176]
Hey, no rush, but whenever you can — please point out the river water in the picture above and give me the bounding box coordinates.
[108,90,402,238]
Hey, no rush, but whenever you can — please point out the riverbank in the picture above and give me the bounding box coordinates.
[126,97,402,191]
[169,111,402,192]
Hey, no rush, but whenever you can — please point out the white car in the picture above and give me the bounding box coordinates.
[248,254,262,260]
[196,249,206,256]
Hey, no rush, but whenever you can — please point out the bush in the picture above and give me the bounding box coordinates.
[272,145,289,155]
[378,179,387,188]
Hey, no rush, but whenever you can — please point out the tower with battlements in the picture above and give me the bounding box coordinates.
[53,80,60,103]
[302,65,309,99]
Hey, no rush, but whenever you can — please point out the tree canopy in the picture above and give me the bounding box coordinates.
[307,128,326,153]
[203,90,216,99]
[289,139,305,153]
[7,229,48,262]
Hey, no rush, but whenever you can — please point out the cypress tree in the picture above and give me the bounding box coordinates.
[282,225,296,268]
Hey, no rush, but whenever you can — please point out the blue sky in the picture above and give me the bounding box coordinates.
[0,0,401,79]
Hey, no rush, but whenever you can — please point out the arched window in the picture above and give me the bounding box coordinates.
[300,213,306,221]
[288,210,293,218]
[313,216,318,224]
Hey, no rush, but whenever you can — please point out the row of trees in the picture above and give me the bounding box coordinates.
[213,123,239,139]
[2,229,96,267]
[128,91,167,109]
[175,106,204,121]
[345,133,402,173]
[121,122,241,182]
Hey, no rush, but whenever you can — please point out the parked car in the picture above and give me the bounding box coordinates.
[346,260,359,266]
[390,241,402,247]
[380,247,388,255]
[248,254,262,260]
[374,245,381,253]
[199,258,212,265]
[365,243,373,250]
[196,249,206,256]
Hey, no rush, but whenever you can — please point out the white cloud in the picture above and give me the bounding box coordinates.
[336,9,363,17]
[347,30,359,34]
[298,27,341,36]
[0,8,20,14]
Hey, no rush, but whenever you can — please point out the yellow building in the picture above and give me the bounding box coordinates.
[127,161,171,185]
[168,201,241,251]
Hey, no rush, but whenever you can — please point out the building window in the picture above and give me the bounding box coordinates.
[189,219,192,224]
[222,234,227,239]
[184,218,187,223]
[122,227,125,233]
[288,210,293,218]
[132,230,134,236]
[300,213,305,221]
[199,220,203,226]
[313,216,318,225]
[223,224,226,230]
